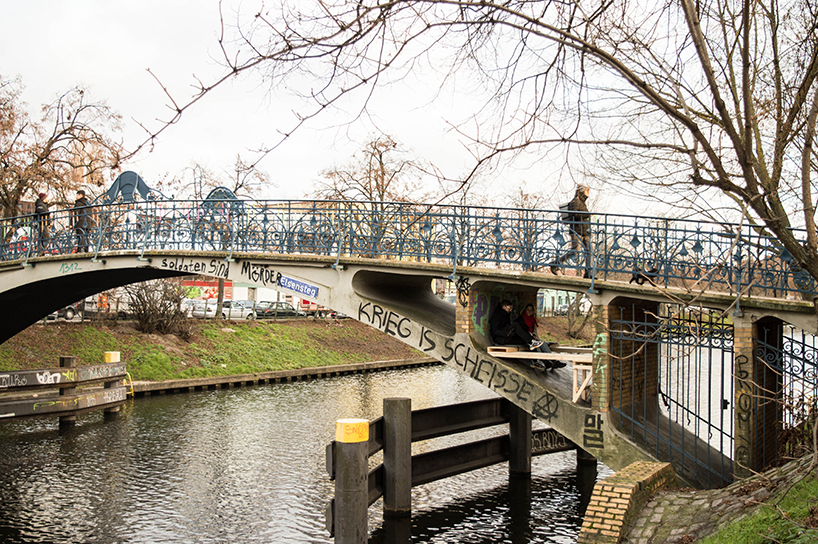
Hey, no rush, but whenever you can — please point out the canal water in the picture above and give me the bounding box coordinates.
[0,364,609,543]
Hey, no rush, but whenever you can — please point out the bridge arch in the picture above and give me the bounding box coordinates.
[0,254,194,343]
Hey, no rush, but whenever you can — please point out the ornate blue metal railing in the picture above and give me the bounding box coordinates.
[1,195,814,298]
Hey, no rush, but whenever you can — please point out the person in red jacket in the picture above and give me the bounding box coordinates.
[516,303,566,370]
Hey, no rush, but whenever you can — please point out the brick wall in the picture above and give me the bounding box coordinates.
[578,461,677,543]
[455,291,472,334]
[609,301,659,416]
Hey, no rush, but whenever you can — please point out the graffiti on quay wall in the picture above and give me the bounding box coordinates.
[160,257,230,278]
[0,374,27,388]
[734,354,752,469]
[240,261,277,286]
[533,391,559,423]
[59,262,83,274]
[238,262,321,298]
[357,301,559,422]
[36,371,61,385]
[531,429,570,454]
[31,387,127,412]
[583,413,604,449]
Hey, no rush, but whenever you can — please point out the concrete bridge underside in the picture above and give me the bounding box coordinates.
[2,250,816,488]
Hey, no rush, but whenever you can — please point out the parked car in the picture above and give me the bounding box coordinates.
[48,304,78,321]
[192,300,256,320]
[299,299,329,317]
[234,300,258,310]
[256,301,304,319]
[555,304,569,316]
[180,298,196,316]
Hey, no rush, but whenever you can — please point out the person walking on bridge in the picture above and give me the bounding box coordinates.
[34,192,50,256]
[551,185,592,278]
[72,190,94,253]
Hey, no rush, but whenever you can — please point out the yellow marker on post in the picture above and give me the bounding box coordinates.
[336,418,369,443]
[104,351,120,363]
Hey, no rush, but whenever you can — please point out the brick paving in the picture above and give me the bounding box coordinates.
[622,455,812,543]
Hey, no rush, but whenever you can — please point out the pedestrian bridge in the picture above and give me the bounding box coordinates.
[2,172,816,490]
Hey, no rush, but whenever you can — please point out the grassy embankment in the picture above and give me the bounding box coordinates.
[702,466,818,543]
[0,316,594,382]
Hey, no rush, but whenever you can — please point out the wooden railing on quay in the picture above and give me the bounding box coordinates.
[325,397,577,541]
[0,352,127,424]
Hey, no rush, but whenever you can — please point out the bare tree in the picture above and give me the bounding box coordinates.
[133,0,818,286]
[0,76,123,216]
[164,155,272,314]
[170,154,273,199]
[311,135,426,202]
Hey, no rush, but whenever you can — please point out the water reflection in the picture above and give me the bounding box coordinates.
[371,454,600,544]
[0,365,609,543]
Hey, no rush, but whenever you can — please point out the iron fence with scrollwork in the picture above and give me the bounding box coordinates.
[609,303,735,489]
[0,197,814,298]
[754,326,818,469]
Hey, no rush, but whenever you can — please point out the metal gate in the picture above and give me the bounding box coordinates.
[609,304,734,489]
[754,324,818,470]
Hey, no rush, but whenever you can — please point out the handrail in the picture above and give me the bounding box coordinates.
[0,198,813,298]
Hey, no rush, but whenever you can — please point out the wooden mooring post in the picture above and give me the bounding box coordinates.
[58,356,77,428]
[332,418,369,544]
[383,397,411,518]
[326,397,575,542]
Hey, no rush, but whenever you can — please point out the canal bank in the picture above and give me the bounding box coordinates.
[129,356,440,396]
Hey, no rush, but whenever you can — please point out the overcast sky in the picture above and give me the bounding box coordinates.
[2,1,518,202]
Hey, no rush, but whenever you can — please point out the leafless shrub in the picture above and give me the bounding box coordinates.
[124,279,186,336]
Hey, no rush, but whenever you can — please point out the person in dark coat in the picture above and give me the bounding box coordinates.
[72,190,93,252]
[552,185,591,278]
[489,299,544,352]
[34,192,51,255]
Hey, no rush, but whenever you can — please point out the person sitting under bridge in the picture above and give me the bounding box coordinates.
[517,303,566,371]
[489,300,549,369]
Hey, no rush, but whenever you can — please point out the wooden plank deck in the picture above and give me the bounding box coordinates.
[488,345,594,403]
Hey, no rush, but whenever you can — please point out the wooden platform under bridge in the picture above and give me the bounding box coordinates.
[487,345,594,403]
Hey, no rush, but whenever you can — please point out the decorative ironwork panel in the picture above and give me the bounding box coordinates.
[0,186,815,299]
[754,326,818,469]
[610,303,734,489]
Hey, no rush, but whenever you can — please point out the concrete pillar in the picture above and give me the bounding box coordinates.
[59,356,76,427]
[334,419,369,544]
[507,475,532,539]
[576,447,597,465]
[381,517,412,543]
[576,449,598,513]
[508,403,532,477]
[383,398,411,518]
